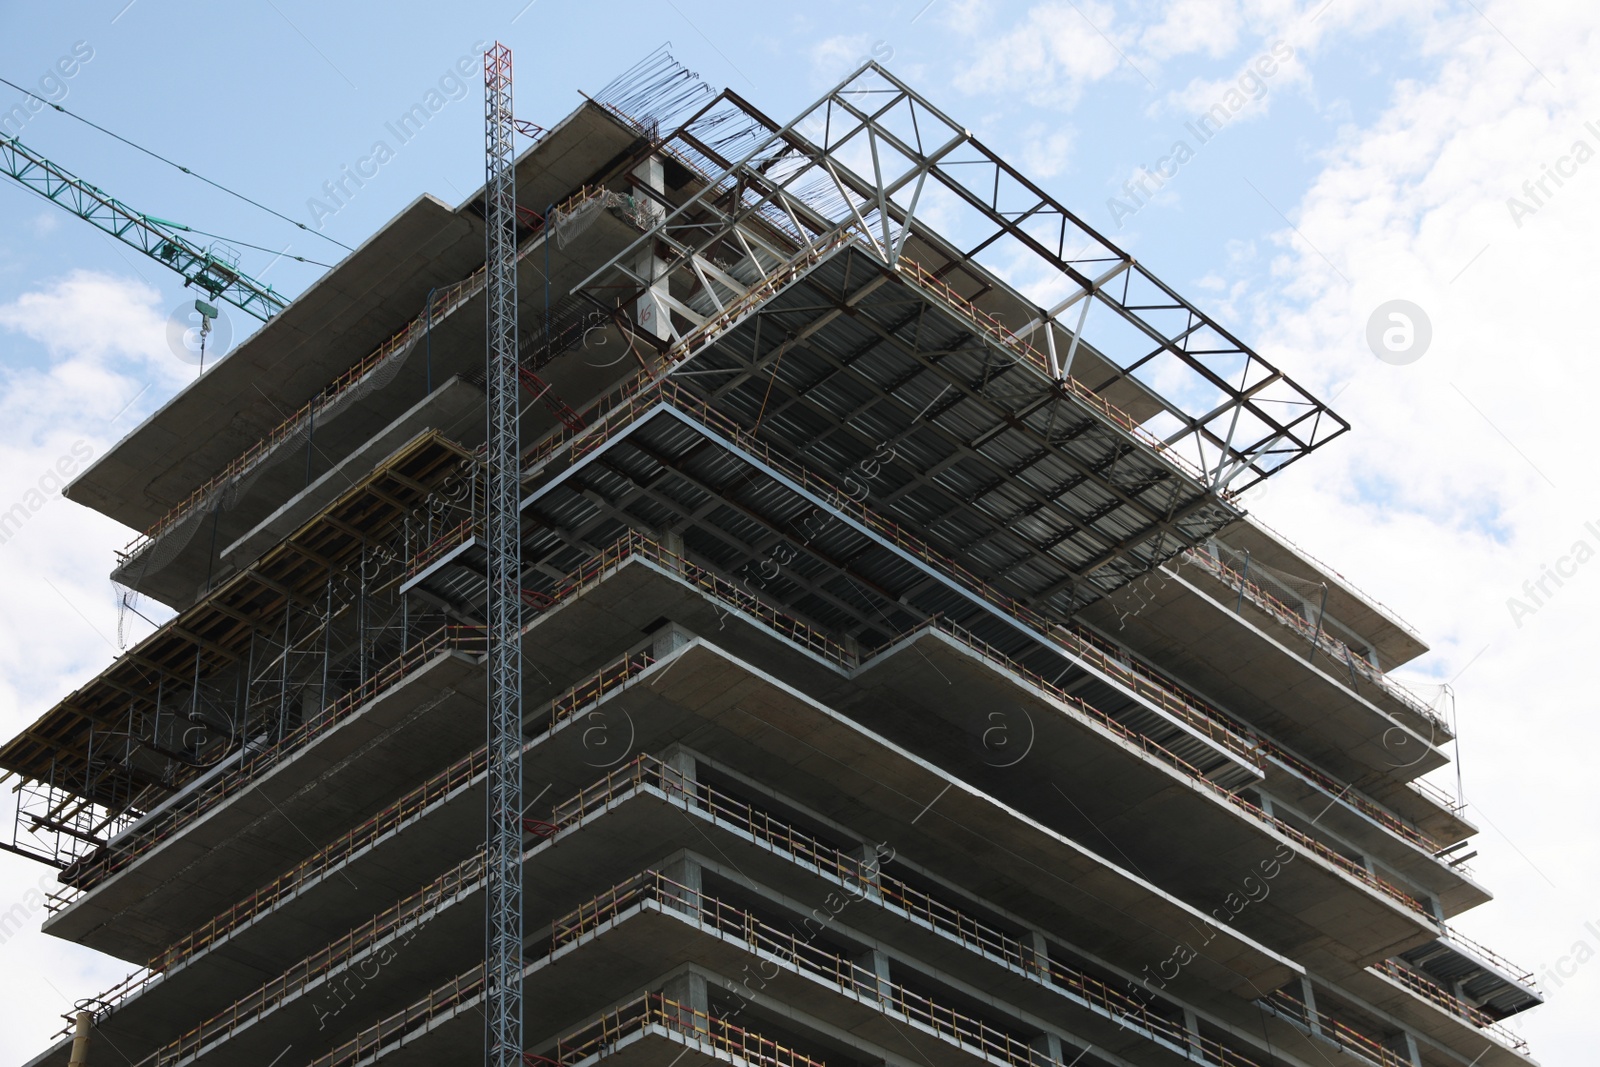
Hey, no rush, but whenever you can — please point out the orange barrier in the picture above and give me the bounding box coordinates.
[72,747,1527,1058]
[515,365,1452,862]
[1438,924,1537,986]
[502,512,1430,918]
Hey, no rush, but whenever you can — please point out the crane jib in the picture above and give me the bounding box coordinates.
[0,133,288,322]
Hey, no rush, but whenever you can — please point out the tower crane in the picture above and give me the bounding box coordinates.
[0,132,287,321]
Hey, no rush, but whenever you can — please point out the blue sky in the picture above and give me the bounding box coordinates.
[0,0,1438,377]
[3,1,1598,1062]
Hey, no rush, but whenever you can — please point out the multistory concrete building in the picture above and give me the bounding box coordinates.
[0,56,1540,1067]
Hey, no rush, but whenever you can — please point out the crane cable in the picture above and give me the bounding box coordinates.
[153,220,336,269]
[0,74,355,253]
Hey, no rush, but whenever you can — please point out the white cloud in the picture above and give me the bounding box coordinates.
[0,270,177,1062]
[1137,0,1243,60]
[808,33,897,88]
[1018,123,1077,177]
[1156,38,1306,122]
[1219,3,1600,1054]
[951,0,1596,1056]
[955,1,1133,109]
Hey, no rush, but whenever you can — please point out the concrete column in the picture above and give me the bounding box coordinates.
[852,947,892,1003]
[660,970,710,1033]
[652,621,693,659]
[1022,930,1050,978]
[657,851,703,918]
[1299,977,1322,1036]
[632,157,670,342]
[841,633,861,667]
[847,843,884,901]
[1027,1031,1063,1067]
[662,529,686,558]
[1385,1030,1423,1067]
[659,745,698,806]
[1183,1010,1202,1059]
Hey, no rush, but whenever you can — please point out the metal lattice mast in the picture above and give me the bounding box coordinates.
[482,41,523,1067]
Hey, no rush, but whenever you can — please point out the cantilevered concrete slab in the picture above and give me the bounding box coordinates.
[66,194,473,532]
[217,380,485,571]
[1261,756,1489,918]
[113,381,485,607]
[524,640,1301,1000]
[1172,550,1448,743]
[105,202,646,607]
[49,621,1300,1008]
[67,99,650,537]
[1342,965,1531,1067]
[828,629,1441,976]
[443,547,1469,936]
[1217,515,1429,669]
[34,686,1302,1067]
[421,550,1441,974]
[1080,566,1447,785]
[43,650,488,961]
[316,968,890,1067]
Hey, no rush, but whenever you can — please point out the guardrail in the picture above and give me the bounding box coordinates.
[1439,924,1538,987]
[912,616,1258,780]
[514,366,1457,867]
[1407,774,1468,815]
[522,406,1443,920]
[148,744,487,974]
[585,872,1057,1067]
[609,392,1456,870]
[1371,960,1528,1051]
[307,962,487,1067]
[403,517,481,581]
[903,618,1428,914]
[1263,745,1440,855]
[1180,547,1449,736]
[71,743,1528,1067]
[1055,619,1446,852]
[515,526,854,669]
[74,652,656,1022]
[1240,514,1425,642]
[1265,988,1418,1067]
[131,852,486,1067]
[313,979,825,1067]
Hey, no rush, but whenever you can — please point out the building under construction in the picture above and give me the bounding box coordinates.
[0,50,1542,1067]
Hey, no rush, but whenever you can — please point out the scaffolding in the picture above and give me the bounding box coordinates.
[0,432,477,872]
